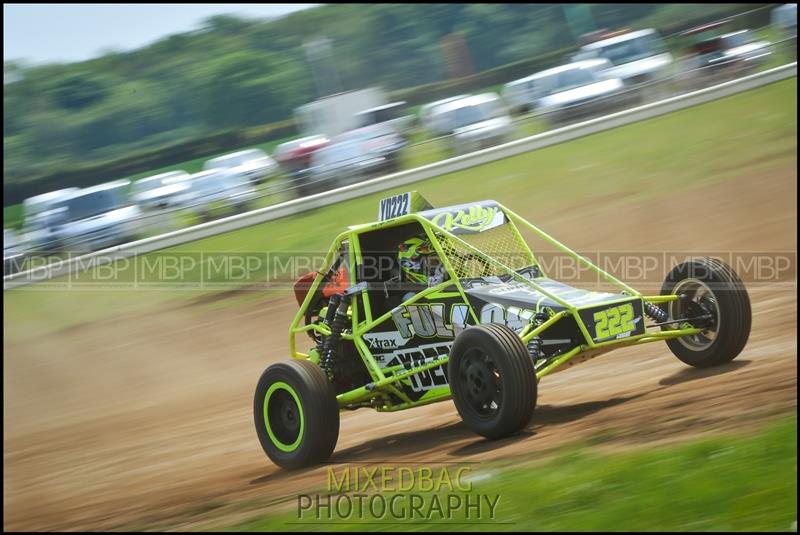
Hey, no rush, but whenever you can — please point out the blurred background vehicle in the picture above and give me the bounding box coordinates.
[21,188,80,252]
[572,28,673,99]
[307,138,387,195]
[675,20,732,89]
[203,148,279,186]
[715,30,773,70]
[273,135,331,195]
[354,101,414,140]
[429,93,514,155]
[419,95,471,137]
[531,59,633,127]
[131,171,192,211]
[181,168,257,221]
[51,180,142,254]
[772,3,797,56]
[337,123,407,172]
[294,87,387,138]
[3,228,25,276]
[677,23,773,90]
[503,75,542,115]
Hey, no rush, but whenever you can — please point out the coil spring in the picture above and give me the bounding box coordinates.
[527,337,543,363]
[526,312,549,363]
[316,294,341,355]
[320,296,349,381]
[644,301,668,323]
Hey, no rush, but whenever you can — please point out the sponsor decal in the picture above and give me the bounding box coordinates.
[379,342,452,393]
[363,331,412,350]
[479,302,537,332]
[391,303,469,339]
[428,204,504,233]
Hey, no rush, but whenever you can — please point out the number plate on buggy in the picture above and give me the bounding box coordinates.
[578,299,645,344]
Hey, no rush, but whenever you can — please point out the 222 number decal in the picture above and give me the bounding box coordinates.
[593,303,636,340]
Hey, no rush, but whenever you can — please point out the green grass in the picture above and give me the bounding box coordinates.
[228,416,797,531]
[4,77,796,341]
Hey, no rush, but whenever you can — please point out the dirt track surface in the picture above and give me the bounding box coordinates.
[4,167,797,531]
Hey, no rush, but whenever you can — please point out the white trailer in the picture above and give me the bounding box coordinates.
[294,87,387,138]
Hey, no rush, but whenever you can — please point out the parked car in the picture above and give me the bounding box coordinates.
[419,95,470,136]
[677,25,772,89]
[572,28,673,93]
[4,229,26,276]
[182,168,258,221]
[51,180,142,254]
[22,188,80,221]
[274,135,331,194]
[428,93,514,154]
[354,101,414,139]
[306,139,388,196]
[21,187,80,252]
[337,124,407,172]
[528,59,632,126]
[772,3,797,56]
[503,75,542,114]
[714,30,772,70]
[203,148,279,185]
[131,171,192,211]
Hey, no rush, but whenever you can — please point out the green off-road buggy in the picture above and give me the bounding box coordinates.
[254,192,751,469]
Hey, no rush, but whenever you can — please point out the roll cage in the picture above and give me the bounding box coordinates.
[289,199,701,412]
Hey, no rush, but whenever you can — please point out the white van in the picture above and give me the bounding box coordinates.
[427,93,514,154]
[572,29,673,87]
[22,187,80,251]
[419,95,470,136]
[51,180,142,254]
[203,148,279,185]
[131,171,192,211]
[182,169,257,220]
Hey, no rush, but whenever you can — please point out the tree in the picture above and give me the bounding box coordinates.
[46,72,111,110]
[203,51,310,129]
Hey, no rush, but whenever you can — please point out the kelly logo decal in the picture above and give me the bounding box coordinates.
[429,204,504,233]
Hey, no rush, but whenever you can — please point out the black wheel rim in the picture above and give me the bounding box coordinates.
[266,388,302,448]
[459,348,502,418]
[670,278,721,351]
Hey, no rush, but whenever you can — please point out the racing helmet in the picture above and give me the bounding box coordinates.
[398,236,441,284]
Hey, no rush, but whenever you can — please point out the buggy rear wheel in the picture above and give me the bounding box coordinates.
[448,323,537,439]
[254,359,339,469]
[660,257,751,368]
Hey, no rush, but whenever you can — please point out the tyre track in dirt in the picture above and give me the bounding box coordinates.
[3,166,796,531]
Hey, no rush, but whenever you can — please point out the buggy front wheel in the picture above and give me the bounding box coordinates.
[449,323,537,439]
[660,257,751,368]
[254,359,340,469]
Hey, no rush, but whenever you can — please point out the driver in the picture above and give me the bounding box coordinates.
[398,236,446,286]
